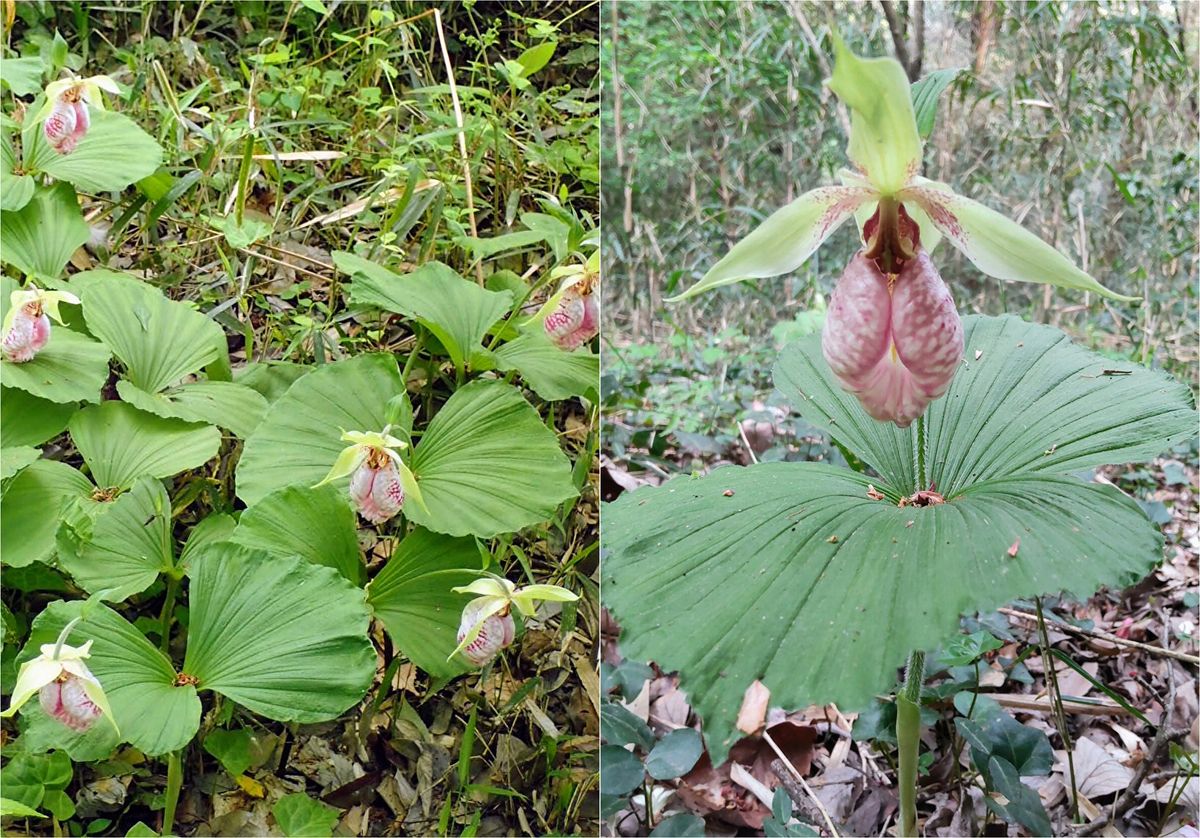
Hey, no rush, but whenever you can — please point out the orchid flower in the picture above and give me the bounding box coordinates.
[542,251,600,351]
[673,41,1136,427]
[2,285,80,364]
[36,74,119,155]
[2,638,117,734]
[448,574,579,666]
[313,426,425,525]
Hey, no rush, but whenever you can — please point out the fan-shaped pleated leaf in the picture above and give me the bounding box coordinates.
[406,380,577,537]
[366,528,482,678]
[78,272,224,393]
[1,460,93,567]
[18,600,199,756]
[1,128,33,211]
[604,463,1164,764]
[69,401,221,489]
[236,354,400,506]
[1,446,40,481]
[493,332,599,401]
[1,386,77,446]
[0,327,110,404]
[56,477,174,600]
[17,701,120,763]
[24,109,164,194]
[774,315,1197,495]
[117,380,268,438]
[230,483,364,584]
[338,253,512,371]
[0,182,88,279]
[235,361,310,404]
[182,545,375,723]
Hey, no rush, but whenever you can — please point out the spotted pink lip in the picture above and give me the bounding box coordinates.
[39,675,102,732]
[348,453,405,524]
[545,290,598,350]
[821,249,963,428]
[457,600,516,666]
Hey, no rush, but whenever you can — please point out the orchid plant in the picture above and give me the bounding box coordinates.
[449,574,580,667]
[2,611,116,735]
[675,39,1135,427]
[36,74,120,155]
[602,38,1195,838]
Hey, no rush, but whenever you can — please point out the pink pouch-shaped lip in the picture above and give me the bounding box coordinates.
[821,250,963,428]
[39,675,103,732]
[545,290,599,350]
[457,600,516,666]
[348,449,405,524]
[2,306,51,363]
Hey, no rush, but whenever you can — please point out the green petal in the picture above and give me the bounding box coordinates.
[311,445,366,488]
[827,38,922,195]
[670,186,874,301]
[900,179,1139,301]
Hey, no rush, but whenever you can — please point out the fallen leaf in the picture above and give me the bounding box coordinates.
[736,680,770,734]
[1066,737,1134,798]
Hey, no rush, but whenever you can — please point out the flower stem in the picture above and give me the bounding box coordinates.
[897,648,925,838]
[163,749,183,834]
[51,616,84,660]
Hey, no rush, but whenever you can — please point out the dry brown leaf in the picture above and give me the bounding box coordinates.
[1066,737,1135,798]
[736,680,770,734]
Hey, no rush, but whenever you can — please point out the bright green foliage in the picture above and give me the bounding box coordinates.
[366,527,486,679]
[338,254,512,374]
[69,401,221,489]
[493,332,600,401]
[0,460,94,567]
[0,386,77,446]
[272,793,340,838]
[405,380,578,537]
[19,600,201,756]
[183,545,375,723]
[0,182,88,279]
[230,483,364,585]
[604,315,1195,764]
[23,108,163,193]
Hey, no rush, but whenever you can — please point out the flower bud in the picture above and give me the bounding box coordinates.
[544,289,599,351]
[39,673,103,731]
[348,447,404,524]
[821,250,963,427]
[2,304,51,364]
[456,599,515,667]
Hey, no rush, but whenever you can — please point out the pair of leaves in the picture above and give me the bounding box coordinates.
[603,315,1195,764]
[236,353,577,538]
[17,544,375,757]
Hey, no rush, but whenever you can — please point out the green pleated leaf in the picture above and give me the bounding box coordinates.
[236,354,399,507]
[0,182,89,280]
[24,109,164,193]
[0,327,111,405]
[69,401,221,489]
[117,380,268,438]
[182,545,375,723]
[0,386,78,446]
[604,463,1163,764]
[910,68,962,140]
[492,332,599,401]
[406,380,578,537]
[1,128,34,211]
[1,446,40,481]
[774,315,1196,496]
[18,600,200,756]
[1,460,93,567]
[366,528,482,678]
[338,254,513,372]
[235,361,310,404]
[56,477,174,599]
[17,701,121,762]
[77,271,225,394]
[230,483,364,585]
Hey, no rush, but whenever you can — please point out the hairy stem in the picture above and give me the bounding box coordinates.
[898,649,925,837]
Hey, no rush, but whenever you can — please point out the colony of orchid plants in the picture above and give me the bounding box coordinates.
[1,58,598,831]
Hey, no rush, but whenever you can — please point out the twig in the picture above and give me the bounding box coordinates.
[432,8,484,286]
[763,730,840,838]
[1074,724,1189,835]
[999,607,1200,666]
[770,759,826,829]
[738,423,760,465]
